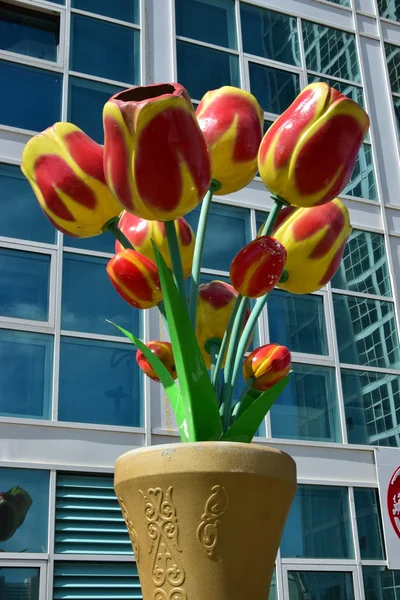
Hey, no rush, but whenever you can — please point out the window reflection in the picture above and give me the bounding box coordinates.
[249,63,300,114]
[363,566,400,600]
[378,0,400,22]
[385,43,400,94]
[354,488,385,559]
[72,0,140,24]
[176,0,237,50]
[343,144,377,201]
[0,568,40,600]
[288,571,354,600]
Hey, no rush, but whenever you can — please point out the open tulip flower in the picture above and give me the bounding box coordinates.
[107,249,162,309]
[21,122,122,237]
[116,212,195,279]
[196,86,264,195]
[136,341,177,382]
[230,236,286,298]
[258,82,370,208]
[103,83,212,221]
[243,344,291,391]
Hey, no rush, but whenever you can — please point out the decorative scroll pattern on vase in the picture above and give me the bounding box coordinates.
[140,487,187,600]
[118,495,140,562]
[197,485,229,558]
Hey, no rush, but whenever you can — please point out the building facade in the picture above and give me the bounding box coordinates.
[0,0,400,598]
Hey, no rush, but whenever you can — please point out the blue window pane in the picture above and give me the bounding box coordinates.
[0,164,55,243]
[0,60,61,131]
[268,290,328,355]
[68,76,124,143]
[354,488,385,560]
[177,40,239,100]
[334,295,400,369]
[270,364,341,443]
[62,253,140,336]
[63,229,115,253]
[0,330,53,419]
[59,337,142,427]
[341,368,400,447]
[72,0,139,24]
[0,249,50,321]
[281,485,354,558]
[70,15,140,84]
[363,566,400,600]
[240,4,300,66]
[385,43,400,93]
[0,569,40,597]
[0,467,49,552]
[175,0,237,49]
[343,144,377,201]
[288,572,354,600]
[0,3,59,61]
[249,62,300,114]
[379,0,400,21]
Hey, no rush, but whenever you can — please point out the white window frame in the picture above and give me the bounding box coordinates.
[0,558,48,600]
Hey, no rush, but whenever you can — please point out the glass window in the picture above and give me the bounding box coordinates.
[0,330,53,419]
[62,253,140,337]
[70,15,140,84]
[268,290,328,355]
[240,4,300,66]
[363,566,400,600]
[0,568,40,598]
[249,63,300,114]
[334,295,400,369]
[269,571,277,600]
[0,3,59,62]
[0,248,50,321]
[270,364,341,443]
[353,488,385,559]
[281,485,354,558]
[175,0,237,50]
[332,231,391,297]
[341,368,400,447]
[343,144,377,201]
[326,0,351,5]
[63,230,115,254]
[385,43,400,94]
[288,571,354,600]
[302,21,360,83]
[177,40,239,100]
[0,467,49,552]
[393,94,400,139]
[58,337,142,427]
[0,60,62,131]
[307,75,365,108]
[68,76,124,144]
[378,0,400,22]
[72,0,140,24]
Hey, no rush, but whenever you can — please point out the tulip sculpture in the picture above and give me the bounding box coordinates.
[21,81,369,444]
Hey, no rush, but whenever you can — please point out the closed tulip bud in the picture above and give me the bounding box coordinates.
[196,86,264,195]
[243,344,291,391]
[116,212,195,279]
[136,341,177,382]
[0,486,32,542]
[21,122,122,237]
[106,249,162,309]
[103,83,212,221]
[196,280,250,368]
[272,199,352,294]
[230,236,286,298]
[258,82,370,208]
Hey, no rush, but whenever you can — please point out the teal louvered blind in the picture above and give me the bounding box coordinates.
[55,474,132,554]
[53,562,142,600]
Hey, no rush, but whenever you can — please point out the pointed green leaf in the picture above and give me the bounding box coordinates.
[232,388,262,420]
[152,243,222,442]
[222,376,290,443]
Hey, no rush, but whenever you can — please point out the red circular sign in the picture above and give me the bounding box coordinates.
[387,466,400,540]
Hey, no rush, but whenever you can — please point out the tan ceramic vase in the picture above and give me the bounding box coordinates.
[114,442,296,600]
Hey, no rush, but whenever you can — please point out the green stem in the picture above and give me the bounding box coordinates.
[103,216,134,250]
[208,341,221,384]
[211,295,241,397]
[260,195,288,237]
[165,220,188,312]
[231,377,255,422]
[188,180,221,328]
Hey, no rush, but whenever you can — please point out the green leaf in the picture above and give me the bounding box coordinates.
[232,388,262,420]
[222,376,290,443]
[107,321,188,443]
[152,243,222,442]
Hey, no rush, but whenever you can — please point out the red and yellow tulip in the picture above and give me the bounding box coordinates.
[106,249,162,309]
[136,341,177,382]
[103,83,212,221]
[258,82,370,208]
[196,86,264,195]
[21,122,122,237]
[230,236,286,298]
[116,212,195,279]
[243,344,291,391]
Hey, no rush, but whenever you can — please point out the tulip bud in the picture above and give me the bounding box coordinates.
[116,212,195,279]
[196,280,250,368]
[0,486,32,542]
[136,341,177,382]
[272,199,352,294]
[103,83,212,221]
[106,249,162,309]
[196,86,264,195]
[243,344,291,391]
[258,82,370,208]
[21,122,122,237]
[230,236,286,298]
